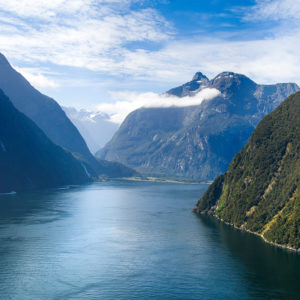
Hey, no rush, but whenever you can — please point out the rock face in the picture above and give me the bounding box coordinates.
[195,92,300,250]
[0,89,91,193]
[97,72,299,179]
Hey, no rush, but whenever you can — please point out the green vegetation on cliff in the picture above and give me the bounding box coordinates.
[195,92,300,250]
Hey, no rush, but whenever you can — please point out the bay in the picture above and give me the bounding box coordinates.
[0,181,299,299]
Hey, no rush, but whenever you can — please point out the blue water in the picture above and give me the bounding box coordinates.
[0,181,299,299]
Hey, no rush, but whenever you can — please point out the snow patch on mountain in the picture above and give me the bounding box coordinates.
[63,107,119,154]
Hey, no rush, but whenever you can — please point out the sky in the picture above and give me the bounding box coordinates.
[0,0,300,123]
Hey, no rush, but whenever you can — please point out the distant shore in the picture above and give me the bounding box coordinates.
[115,176,213,185]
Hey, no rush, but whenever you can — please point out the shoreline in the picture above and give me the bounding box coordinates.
[115,176,213,185]
[194,210,300,253]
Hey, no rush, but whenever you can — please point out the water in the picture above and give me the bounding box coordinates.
[0,181,299,299]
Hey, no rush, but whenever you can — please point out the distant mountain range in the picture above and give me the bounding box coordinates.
[0,89,91,193]
[97,72,299,180]
[63,107,119,154]
[195,91,300,250]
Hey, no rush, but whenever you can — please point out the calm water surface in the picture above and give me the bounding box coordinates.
[0,181,299,299]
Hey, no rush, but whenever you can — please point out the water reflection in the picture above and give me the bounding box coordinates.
[197,215,300,299]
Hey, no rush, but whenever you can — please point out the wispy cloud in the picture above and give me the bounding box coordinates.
[122,31,300,84]
[245,0,300,21]
[96,88,220,124]
[0,0,171,72]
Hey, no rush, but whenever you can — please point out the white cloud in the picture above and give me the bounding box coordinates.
[14,67,59,89]
[245,0,300,21]
[1,0,300,96]
[113,28,300,84]
[96,88,220,124]
[0,0,171,71]
[6,24,299,86]
[0,0,130,19]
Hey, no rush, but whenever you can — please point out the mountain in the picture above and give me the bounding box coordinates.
[194,92,300,250]
[63,107,119,154]
[0,53,96,166]
[97,72,299,180]
[0,53,135,178]
[0,89,91,193]
[96,159,140,178]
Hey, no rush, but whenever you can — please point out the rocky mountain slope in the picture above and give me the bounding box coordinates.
[0,89,91,193]
[98,72,299,179]
[194,92,300,250]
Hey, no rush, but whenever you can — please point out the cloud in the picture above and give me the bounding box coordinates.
[147,34,300,84]
[14,67,59,89]
[0,0,172,70]
[245,0,300,21]
[96,88,220,124]
[1,0,300,95]
[0,0,132,20]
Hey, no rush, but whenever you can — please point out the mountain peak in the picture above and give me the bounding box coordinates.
[214,71,242,80]
[213,72,255,83]
[211,72,257,93]
[192,72,209,82]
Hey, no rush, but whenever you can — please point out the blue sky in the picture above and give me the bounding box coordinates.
[0,0,299,122]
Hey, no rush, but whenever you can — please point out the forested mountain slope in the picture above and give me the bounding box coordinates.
[195,92,300,249]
